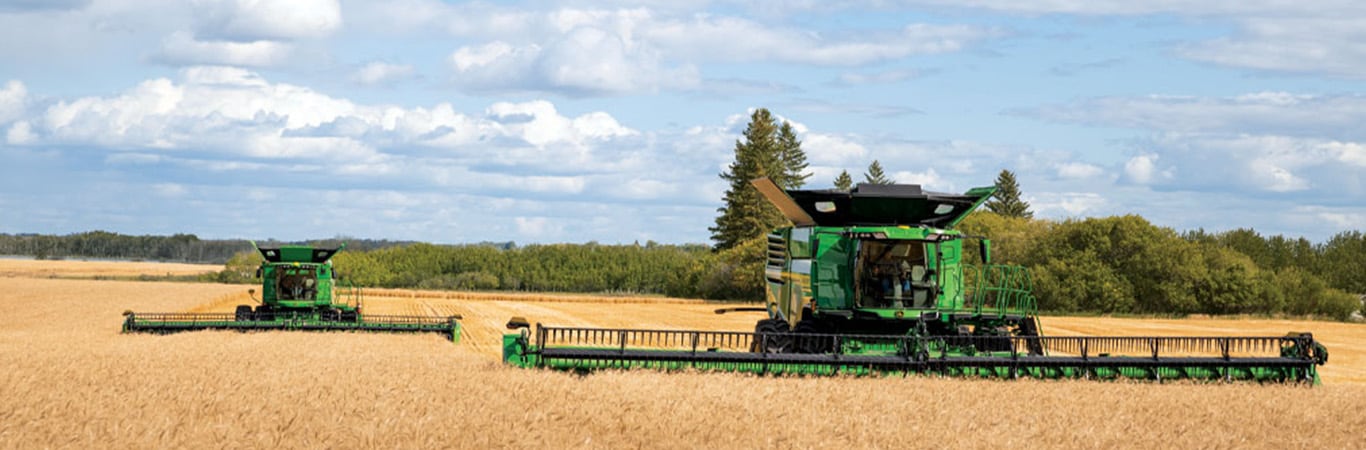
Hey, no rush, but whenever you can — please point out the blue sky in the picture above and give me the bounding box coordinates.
[1,0,1363,244]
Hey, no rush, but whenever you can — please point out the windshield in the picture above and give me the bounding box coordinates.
[853,240,937,309]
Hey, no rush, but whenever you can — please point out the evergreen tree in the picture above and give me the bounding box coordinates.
[775,121,810,189]
[863,160,893,185]
[833,170,853,191]
[709,108,787,250]
[985,169,1033,218]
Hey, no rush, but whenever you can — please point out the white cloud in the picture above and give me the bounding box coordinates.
[646,19,996,65]
[0,80,26,124]
[833,68,925,85]
[801,133,868,165]
[351,62,415,85]
[190,0,342,41]
[1023,92,1366,140]
[448,30,701,95]
[1055,162,1104,179]
[1027,92,1366,199]
[514,216,563,238]
[1122,153,1167,185]
[154,32,293,67]
[1032,192,1106,217]
[425,6,998,94]
[6,120,35,145]
[152,183,187,197]
[1313,209,1366,230]
[1177,17,1366,78]
[892,168,945,189]
[1120,134,1365,199]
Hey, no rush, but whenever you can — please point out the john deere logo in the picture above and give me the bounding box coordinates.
[895,310,904,318]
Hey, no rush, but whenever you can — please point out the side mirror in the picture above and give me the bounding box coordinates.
[254,267,262,279]
[979,239,992,264]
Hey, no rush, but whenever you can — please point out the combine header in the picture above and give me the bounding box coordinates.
[503,178,1327,382]
[124,243,461,341]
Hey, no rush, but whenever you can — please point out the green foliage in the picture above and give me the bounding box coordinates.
[710,108,791,251]
[327,242,744,298]
[1322,230,1366,295]
[776,121,811,189]
[862,160,893,185]
[1270,267,1361,320]
[1184,228,1364,297]
[697,236,767,300]
[213,250,260,284]
[957,212,1049,265]
[0,231,417,263]
[984,169,1032,219]
[833,170,853,191]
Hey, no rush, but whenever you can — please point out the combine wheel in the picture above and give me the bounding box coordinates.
[321,308,341,322]
[340,310,358,323]
[234,305,253,322]
[255,305,274,321]
[794,320,833,354]
[753,319,792,353]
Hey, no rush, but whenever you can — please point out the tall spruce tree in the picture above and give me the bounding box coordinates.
[775,121,810,189]
[863,160,893,185]
[833,170,853,191]
[710,108,788,250]
[985,169,1033,218]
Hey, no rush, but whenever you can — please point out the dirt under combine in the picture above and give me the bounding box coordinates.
[124,243,461,341]
[503,178,1328,383]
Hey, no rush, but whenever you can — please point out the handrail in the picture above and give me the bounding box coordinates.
[963,264,1037,316]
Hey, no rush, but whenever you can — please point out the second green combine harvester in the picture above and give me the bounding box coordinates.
[504,178,1327,382]
[124,243,461,341]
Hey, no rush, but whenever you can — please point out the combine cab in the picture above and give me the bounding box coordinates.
[124,243,461,341]
[503,178,1327,382]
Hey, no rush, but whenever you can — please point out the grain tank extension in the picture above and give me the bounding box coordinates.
[503,178,1327,382]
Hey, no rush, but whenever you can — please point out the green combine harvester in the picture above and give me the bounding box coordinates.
[124,243,461,341]
[503,178,1327,382]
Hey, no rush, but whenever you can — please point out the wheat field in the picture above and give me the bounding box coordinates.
[0,258,219,278]
[3,261,1365,448]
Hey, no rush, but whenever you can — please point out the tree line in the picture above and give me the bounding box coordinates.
[0,231,429,263]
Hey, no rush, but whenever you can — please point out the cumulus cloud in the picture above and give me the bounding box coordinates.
[892,168,945,188]
[1021,92,1366,141]
[1026,92,1366,200]
[448,32,700,95]
[6,120,35,145]
[1032,192,1106,217]
[1178,17,1366,79]
[1055,162,1104,180]
[430,6,997,94]
[3,67,759,214]
[1121,153,1169,185]
[153,32,293,67]
[351,62,415,85]
[190,0,342,41]
[645,19,997,65]
[1120,135,1366,200]
[0,80,26,124]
